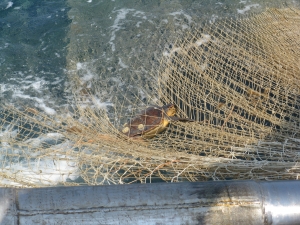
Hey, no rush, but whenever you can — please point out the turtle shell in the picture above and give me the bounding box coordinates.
[121,105,169,139]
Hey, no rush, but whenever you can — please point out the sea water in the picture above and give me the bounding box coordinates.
[0,0,299,186]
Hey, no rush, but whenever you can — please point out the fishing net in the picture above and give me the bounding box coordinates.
[0,7,299,187]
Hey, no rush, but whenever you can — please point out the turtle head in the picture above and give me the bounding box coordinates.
[163,104,177,117]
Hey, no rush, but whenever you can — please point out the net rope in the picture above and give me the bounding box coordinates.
[0,7,299,187]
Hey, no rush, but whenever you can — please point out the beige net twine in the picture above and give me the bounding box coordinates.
[0,7,299,187]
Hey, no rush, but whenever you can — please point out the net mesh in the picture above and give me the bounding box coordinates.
[0,7,300,187]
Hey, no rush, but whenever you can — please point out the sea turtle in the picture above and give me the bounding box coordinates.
[121,104,193,139]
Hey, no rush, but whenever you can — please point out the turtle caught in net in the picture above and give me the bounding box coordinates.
[121,104,193,139]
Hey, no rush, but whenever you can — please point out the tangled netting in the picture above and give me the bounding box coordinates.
[0,7,299,187]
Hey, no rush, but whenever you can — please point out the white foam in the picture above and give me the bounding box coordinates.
[0,84,7,93]
[76,62,84,70]
[24,133,65,148]
[210,14,218,24]
[237,4,260,14]
[109,8,134,51]
[169,10,193,25]
[195,34,211,46]
[2,72,59,115]
[76,62,94,82]
[74,61,117,110]
[92,97,113,109]
[138,88,147,100]
[110,77,124,86]
[133,10,145,17]
[5,1,13,9]
[0,133,79,186]
[38,102,56,115]
[13,92,56,115]
[51,77,64,85]
[0,42,9,50]
[163,47,181,57]
[82,73,94,82]
[118,58,128,68]
[181,24,189,29]
[31,80,44,92]
[136,21,142,27]
[0,125,18,142]
[133,10,147,20]
[161,19,168,24]
[1,156,78,186]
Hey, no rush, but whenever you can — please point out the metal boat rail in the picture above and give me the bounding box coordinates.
[1,180,300,224]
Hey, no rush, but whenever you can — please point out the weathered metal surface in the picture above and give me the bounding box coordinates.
[0,188,16,225]
[0,180,300,225]
[260,181,300,225]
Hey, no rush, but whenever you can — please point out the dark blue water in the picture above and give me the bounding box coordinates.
[0,0,70,114]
